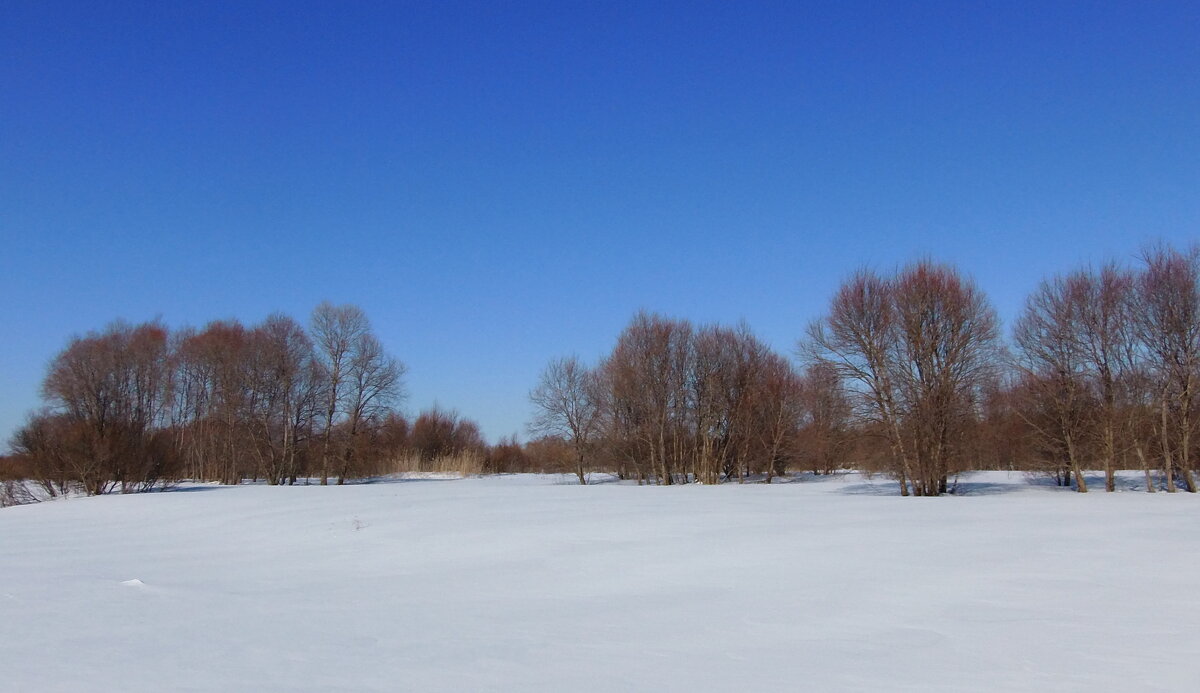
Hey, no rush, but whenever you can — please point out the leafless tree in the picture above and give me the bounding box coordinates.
[411,406,485,462]
[336,333,405,483]
[794,361,851,476]
[529,356,603,484]
[751,351,804,483]
[690,324,763,484]
[1071,264,1140,491]
[311,302,370,485]
[554,315,803,485]
[806,262,999,495]
[719,325,771,483]
[40,320,177,493]
[604,312,694,485]
[172,320,255,484]
[891,261,1000,495]
[11,304,413,489]
[8,410,76,497]
[805,269,912,493]
[244,314,319,485]
[1012,275,1092,491]
[1134,244,1200,492]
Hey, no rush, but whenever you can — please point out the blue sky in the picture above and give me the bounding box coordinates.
[2,1,1198,445]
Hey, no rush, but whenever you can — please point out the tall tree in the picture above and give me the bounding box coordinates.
[1135,245,1200,492]
[805,269,912,494]
[337,333,405,483]
[891,261,1000,495]
[1012,275,1092,492]
[1071,264,1139,492]
[41,321,174,493]
[529,356,603,485]
[310,302,369,485]
[604,312,694,485]
[246,314,318,485]
[751,351,804,483]
[807,263,999,495]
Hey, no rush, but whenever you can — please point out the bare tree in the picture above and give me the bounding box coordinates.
[40,321,177,493]
[604,312,694,485]
[245,314,318,485]
[172,320,255,484]
[891,261,1000,495]
[13,305,411,488]
[1012,275,1092,492]
[687,324,749,484]
[570,316,802,485]
[751,351,803,483]
[411,406,485,463]
[8,410,75,497]
[1135,244,1200,492]
[795,361,851,476]
[529,356,603,484]
[807,263,999,495]
[311,302,369,485]
[1071,264,1139,491]
[805,269,912,494]
[719,325,770,483]
[690,325,740,484]
[336,333,405,483]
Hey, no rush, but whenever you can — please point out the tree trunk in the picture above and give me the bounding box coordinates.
[1160,397,1177,492]
[1180,419,1196,492]
[1180,467,1196,493]
[1066,433,1087,493]
[1103,426,1116,493]
[1134,442,1155,493]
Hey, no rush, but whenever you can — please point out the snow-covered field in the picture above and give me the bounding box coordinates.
[3,472,1198,692]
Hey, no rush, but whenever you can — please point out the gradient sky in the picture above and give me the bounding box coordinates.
[2,1,1198,446]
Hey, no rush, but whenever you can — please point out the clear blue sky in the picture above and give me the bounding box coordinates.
[2,1,1198,446]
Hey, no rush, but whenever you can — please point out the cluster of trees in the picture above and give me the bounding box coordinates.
[531,244,1200,494]
[1008,246,1200,493]
[529,313,847,485]
[8,243,1200,498]
[2,304,507,496]
[804,261,1000,495]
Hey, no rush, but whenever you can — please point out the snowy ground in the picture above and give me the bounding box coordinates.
[2,471,1199,692]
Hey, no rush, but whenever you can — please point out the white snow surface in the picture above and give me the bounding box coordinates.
[2,471,1199,692]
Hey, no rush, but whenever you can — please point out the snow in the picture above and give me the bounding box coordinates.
[2,472,1199,692]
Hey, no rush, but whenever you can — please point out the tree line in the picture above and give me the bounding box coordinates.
[1,303,520,498]
[529,243,1200,494]
[5,243,1200,499]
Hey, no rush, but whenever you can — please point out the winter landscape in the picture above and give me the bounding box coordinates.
[3,471,1199,692]
[5,2,1200,691]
